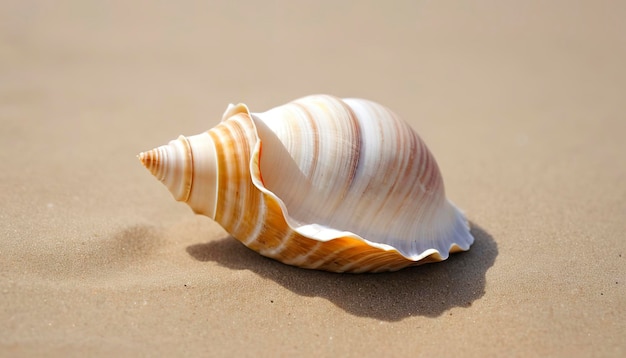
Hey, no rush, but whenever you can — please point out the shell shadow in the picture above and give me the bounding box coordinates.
[186,223,497,321]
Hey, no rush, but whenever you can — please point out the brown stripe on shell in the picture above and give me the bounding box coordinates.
[298,96,361,212]
[225,119,246,230]
[208,124,234,226]
[283,240,323,266]
[210,115,263,243]
[344,103,387,226]
[210,117,247,229]
[413,122,441,195]
[228,115,255,235]
[361,103,412,229]
[382,116,420,232]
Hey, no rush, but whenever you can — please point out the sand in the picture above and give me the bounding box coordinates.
[1,1,625,356]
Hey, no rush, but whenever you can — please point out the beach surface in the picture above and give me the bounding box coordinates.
[1,1,625,356]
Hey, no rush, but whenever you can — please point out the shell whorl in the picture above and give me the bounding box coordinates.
[139,133,218,218]
[139,95,474,272]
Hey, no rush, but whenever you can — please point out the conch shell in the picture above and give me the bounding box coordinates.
[139,95,474,273]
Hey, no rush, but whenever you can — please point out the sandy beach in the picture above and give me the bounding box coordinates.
[1,0,625,356]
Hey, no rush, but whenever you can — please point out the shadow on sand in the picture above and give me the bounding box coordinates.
[186,223,497,321]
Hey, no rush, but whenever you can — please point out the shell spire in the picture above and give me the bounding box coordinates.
[139,95,474,273]
[139,133,219,219]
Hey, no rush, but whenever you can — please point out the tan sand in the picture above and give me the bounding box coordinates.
[1,0,625,356]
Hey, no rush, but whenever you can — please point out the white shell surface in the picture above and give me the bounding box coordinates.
[251,95,473,261]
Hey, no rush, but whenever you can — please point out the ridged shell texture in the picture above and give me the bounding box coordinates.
[139,95,474,272]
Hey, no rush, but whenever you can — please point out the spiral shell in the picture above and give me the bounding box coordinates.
[139,95,474,273]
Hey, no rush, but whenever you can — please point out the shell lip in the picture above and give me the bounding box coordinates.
[234,106,473,264]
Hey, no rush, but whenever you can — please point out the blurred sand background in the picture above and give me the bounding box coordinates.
[1,0,625,356]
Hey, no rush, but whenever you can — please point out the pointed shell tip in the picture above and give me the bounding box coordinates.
[137,149,159,175]
[137,151,146,165]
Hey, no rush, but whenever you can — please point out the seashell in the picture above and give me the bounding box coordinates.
[139,95,474,273]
